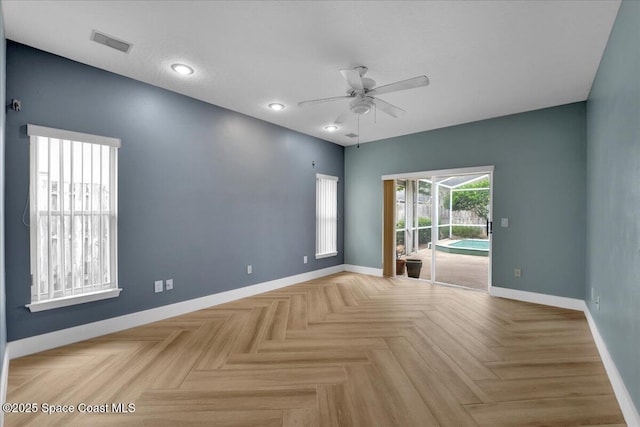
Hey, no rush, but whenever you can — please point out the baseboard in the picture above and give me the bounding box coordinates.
[0,349,9,427]
[344,264,383,277]
[584,306,640,427]
[489,286,585,311]
[7,265,345,359]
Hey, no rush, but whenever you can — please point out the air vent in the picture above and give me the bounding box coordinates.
[91,30,132,53]
[345,133,359,138]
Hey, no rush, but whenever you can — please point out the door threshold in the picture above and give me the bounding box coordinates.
[397,276,488,293]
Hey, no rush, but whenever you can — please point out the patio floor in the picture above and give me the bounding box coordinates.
[399,248,489,290]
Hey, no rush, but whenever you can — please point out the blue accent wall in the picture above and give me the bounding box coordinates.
[4,42,344,341]
[586,0,640,410]
[0,4,7,368]
[344,103,586,299]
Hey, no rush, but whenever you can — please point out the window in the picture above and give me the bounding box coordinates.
[27,124,121,312]
[316,174,338,259]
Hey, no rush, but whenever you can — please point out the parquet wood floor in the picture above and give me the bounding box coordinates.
[5,273,625,426]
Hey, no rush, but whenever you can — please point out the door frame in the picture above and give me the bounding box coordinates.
[382,165,494,292]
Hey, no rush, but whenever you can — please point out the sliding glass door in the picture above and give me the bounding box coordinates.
[433,173,491,290]
[393,168,492,291]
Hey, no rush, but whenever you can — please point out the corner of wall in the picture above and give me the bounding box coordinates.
[0,2,8,423]
[583,306,640,426]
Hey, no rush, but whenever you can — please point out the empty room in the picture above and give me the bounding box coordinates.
[0,1,639,426]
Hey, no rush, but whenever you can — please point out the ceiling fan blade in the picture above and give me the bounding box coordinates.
[334,111,349,125]
[373,98,406,118]
[339,68,364,93]
[298,95,352,108]
[368,75,429,96]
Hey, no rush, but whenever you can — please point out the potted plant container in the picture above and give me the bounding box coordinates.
[406,259,423,278]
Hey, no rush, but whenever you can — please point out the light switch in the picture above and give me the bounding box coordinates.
[501,218,509,227]
[154,280,163,293]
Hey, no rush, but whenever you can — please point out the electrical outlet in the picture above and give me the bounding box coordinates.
[595,295,600,310]
[304,256,308,264]
[247,265,252,274]
[166,279,174,290]
[154,280,163,293]
[514,268,521,278]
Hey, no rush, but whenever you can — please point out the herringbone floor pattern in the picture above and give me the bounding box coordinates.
[6,273,625,426]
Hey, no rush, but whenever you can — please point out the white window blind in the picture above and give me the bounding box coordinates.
[316,174,338,259]
[27,124,121,312]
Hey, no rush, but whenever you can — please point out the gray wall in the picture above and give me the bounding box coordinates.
[0,4,7,367]
[345,103,586,299]
[4,42,344,341]
[586,0,640,409]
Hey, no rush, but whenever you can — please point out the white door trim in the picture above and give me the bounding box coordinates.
[381,165,495,181]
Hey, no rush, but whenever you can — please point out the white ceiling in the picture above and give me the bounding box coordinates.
[3,1,620,146]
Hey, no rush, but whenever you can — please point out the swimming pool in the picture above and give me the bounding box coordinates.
[436,239,489,256]
[449,239,490,250]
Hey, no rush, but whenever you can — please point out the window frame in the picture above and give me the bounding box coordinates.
[315,173,339,259]
[26,124,121,312]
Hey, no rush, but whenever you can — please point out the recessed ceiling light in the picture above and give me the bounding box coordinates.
[269,103,285,111]
[171,63,194,75]
[324,125,339,132]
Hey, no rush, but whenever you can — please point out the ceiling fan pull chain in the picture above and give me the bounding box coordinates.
[357,115,360,149]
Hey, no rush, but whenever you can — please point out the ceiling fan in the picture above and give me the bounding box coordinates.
[298,66,429,126]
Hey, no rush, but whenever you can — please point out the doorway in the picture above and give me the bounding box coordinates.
[386,167,493,291]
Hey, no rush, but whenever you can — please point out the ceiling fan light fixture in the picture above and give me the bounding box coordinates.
[171,63,194,75]
[349,97,374,115]
[324,125,339,132]
[268,103,285,111]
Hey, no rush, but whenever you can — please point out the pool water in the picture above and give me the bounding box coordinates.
[449,239,490,250]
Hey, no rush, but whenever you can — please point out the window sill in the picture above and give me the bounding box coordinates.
[26,288,122,313]
[316,251,338,259]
